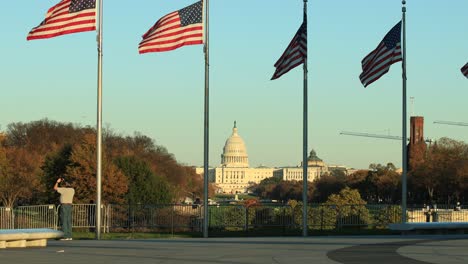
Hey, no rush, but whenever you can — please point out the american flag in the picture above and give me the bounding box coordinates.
[27,0,96,40]
[359,21,402,87]
[271,21,307,80]
[139,1,203,54]
[461,63,468,78]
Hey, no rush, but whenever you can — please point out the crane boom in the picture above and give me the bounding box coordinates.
[433,120,468,127]
[340,131,433,143]
[340,131,402,140]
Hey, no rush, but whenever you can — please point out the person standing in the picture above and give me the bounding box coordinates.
[54,178,75,240]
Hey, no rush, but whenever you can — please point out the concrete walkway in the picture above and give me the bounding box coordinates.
[0,235,467,264]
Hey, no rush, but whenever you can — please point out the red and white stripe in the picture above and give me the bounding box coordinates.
[359,42,402,87]
[27,0,96,40]
[271,23,307,80]
[138,11,203,53]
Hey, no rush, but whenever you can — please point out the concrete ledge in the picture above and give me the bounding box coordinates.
[0,229,64,249]
[389,222,468,234]
[390,222,468,230]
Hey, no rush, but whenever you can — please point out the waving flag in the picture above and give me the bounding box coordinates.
[27,0,96,40]
[271,21,307,80]
[359,21,402,87]
[461,63,468,78]
[139,1,204,53]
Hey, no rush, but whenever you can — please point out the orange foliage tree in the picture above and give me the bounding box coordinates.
[65,133,128,204]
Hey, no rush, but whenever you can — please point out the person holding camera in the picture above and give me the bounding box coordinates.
[54,178,75,240]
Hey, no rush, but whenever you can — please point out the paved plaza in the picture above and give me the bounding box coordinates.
[1,235,467,264]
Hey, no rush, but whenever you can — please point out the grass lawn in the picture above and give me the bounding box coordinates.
[72,232,199,240]
[70,228,398,240]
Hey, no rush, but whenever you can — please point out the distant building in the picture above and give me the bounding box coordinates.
[407,116,427,170]
[196,122,338,194]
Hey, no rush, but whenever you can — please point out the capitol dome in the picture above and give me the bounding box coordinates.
[221,121,249,168]
[307,149,325,167]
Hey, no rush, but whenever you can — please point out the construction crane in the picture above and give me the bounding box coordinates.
[433,120,468,127]
[339,131,433,144]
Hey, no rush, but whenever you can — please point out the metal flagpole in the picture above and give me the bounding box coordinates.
[401,0,408,223]
[203,0,210,238]
[302,0,308,237]
[95,0,104,239]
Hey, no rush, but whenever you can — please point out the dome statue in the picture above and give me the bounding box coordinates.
[221,121,249,168]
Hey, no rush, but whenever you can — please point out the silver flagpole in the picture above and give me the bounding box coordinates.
[95,0,103,240]
[302,0,308,237]
[203,0,210,238]
[401,0,408,223]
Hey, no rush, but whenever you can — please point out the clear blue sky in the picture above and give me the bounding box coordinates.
[1,0,467,169]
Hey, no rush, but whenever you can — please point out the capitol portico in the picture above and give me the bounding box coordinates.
[196,122,331,194]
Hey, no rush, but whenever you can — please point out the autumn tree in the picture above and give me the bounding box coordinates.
[5,119,89,156]
[0,146,42,207]
[311,174,346,202]
[104,131,207,200]
[270,180,314,202]
[248,177,281,198]
[409,138,468,204]
[346,169,368,195]
[370,163,400,203]
[1,119,212,206]
[65,133,128,204]
[2,119,89,205]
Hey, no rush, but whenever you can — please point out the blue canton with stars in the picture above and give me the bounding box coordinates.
[179,1,202,26]
[70,0,96,13]
[382,21,401,49]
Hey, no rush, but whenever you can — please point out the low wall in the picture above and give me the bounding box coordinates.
[0,229,64,249]
[408,210,468,223]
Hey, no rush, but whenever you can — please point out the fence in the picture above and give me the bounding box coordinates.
[1,204,467,233]
[13,205,57,229]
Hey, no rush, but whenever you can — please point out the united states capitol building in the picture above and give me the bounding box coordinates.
[196,122,351,194]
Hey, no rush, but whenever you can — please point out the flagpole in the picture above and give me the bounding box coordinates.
[95,0,104,240]
[302,0,308,237]
[401,0,408,223]
[203,0,210,238]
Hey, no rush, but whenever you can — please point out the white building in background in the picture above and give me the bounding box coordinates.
[196,122,343,194]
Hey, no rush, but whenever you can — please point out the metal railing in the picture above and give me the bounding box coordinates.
[1,203,467,233]
[13,205,57,229]
[105,204,204,232]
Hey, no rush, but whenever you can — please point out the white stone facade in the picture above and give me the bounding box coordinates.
[196,122,329,194]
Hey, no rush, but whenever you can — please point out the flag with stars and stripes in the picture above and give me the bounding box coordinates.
[139,1,204,54]
[359,21,402,87]
[27,0,96,40]
[461,63,468,78]
[271,20,307,80]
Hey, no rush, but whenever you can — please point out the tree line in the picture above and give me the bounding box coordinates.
[2,119,467,208]
[250,137,468,205]
[0,119,210,207]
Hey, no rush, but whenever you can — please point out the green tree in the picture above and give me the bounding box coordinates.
[41,145,73,203]
[324,187,371,228]
[115,156,173,204]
